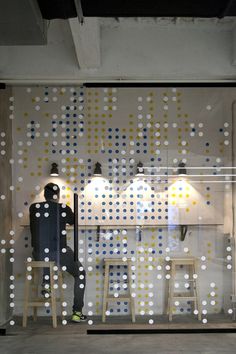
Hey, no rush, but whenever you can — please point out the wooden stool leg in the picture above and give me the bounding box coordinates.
[58,271,65,321]
[102,263,110,323]
[189,264,195,316]
[128,261,135,323]
[168,262,175,321]
[166,262,171,316]
[49,264,57,328]
[32,268,39,322]
[193,261,201,321]
[165,268,170,315]
[22,265,31,327]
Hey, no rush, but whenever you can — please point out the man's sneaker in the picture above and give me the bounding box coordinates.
[41,284,51,299]
[71,312,87,323]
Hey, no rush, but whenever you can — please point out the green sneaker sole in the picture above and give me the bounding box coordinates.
[71,316,81,323]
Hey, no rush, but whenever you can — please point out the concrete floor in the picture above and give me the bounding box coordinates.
[1,331,236,354]
[1,316,236,354]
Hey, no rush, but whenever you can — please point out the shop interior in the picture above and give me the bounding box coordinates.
[1,2,236,353]
[1,85,236,333]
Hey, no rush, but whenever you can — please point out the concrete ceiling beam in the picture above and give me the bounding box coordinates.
[69,17,101,70]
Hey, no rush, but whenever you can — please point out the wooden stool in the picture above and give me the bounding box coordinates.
[102,258,135,323]
[167,257,201,321]
[22,261,64,328]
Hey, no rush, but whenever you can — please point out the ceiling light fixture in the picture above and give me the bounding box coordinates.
[50,163,59,177]
[136,161,145,176]
[94,162,102,176]
[178,161,187,176]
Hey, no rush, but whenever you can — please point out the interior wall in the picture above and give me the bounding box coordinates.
[10,86,235,320]
[0,87,12,326]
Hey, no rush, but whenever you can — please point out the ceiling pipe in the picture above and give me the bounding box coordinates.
[1,80,236,86]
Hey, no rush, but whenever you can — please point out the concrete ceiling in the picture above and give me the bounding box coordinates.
[1,1,236,82]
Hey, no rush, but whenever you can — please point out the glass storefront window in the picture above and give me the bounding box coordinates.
[1,86,236,330]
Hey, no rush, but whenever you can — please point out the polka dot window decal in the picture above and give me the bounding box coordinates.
[0,86,234,330]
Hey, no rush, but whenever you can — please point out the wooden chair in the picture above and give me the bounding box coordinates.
[102,258,135,323]
[167,257,201,321]
[22,261,64,328]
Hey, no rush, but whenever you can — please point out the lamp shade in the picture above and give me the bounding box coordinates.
[50,163,59,177]
[136,161,144,176]
[94,162,102,176]
[178,162,187,176]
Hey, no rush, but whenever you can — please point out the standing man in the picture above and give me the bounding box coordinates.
[30,182,87,322]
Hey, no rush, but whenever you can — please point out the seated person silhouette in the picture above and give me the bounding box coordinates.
[29,182,87,323]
